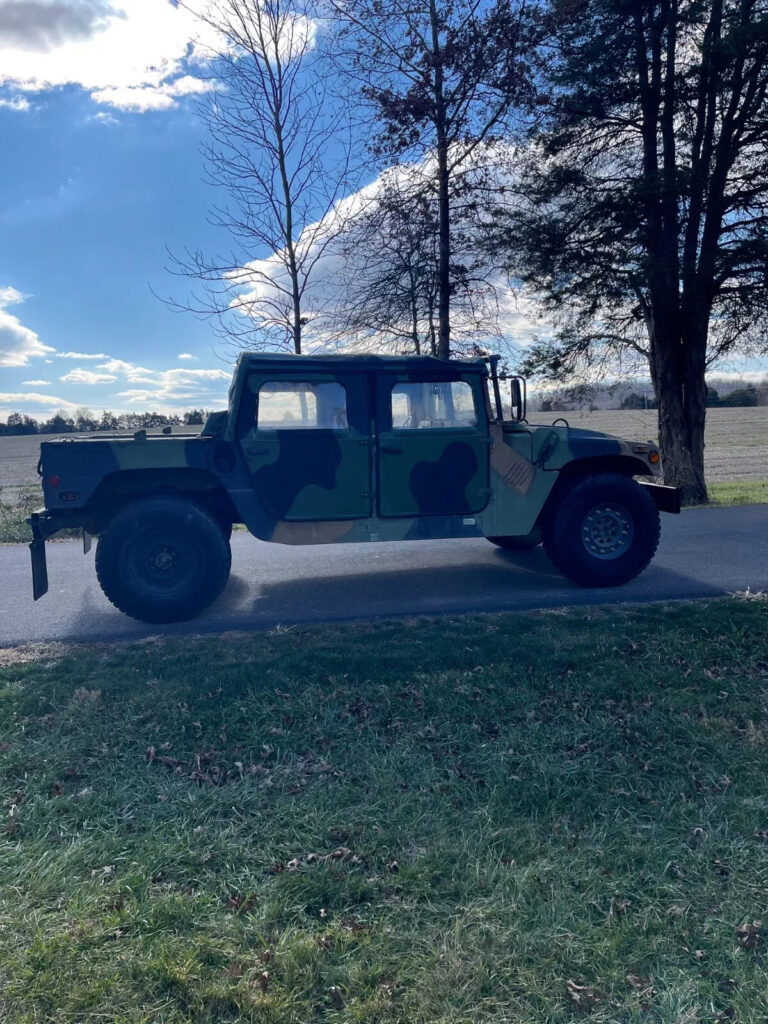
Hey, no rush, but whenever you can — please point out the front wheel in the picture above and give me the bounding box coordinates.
[542,474,660,587]
[95,496,232,623]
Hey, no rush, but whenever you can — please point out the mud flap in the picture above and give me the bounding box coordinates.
[83,529,92,554]
[30,537,49,600]
[638,482,682,514]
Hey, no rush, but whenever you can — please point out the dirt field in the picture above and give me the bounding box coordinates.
[0,408,765,503]
[557,406,768,483]
[0,427,199,504]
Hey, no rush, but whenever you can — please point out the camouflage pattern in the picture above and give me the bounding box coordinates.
[30,353,669,561]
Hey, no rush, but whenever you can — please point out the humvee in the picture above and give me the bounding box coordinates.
[29,353,680,623]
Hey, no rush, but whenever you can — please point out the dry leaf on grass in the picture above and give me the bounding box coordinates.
[735,921,763,950]
[565,979,601,1008]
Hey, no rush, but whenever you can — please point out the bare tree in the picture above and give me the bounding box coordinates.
[173,0,353,353]
[334,171,503,354]
[329,0,535,358]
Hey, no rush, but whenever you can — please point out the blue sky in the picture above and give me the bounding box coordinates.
[0,0,246,419]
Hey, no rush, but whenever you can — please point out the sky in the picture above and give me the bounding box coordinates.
[0,0,247,419]
[1,0,766,423]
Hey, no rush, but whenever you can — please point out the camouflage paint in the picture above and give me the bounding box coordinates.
[32,353,666,551]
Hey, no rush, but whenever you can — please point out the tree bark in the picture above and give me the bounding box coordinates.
[650,321,708,506]
[430,0,451,360]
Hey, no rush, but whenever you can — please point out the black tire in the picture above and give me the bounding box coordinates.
[542,474,660,587]
[216,518,233,542]
[487,528,542,551]
[95,496,231,623]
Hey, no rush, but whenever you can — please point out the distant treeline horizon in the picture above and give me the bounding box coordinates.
[0,408,210,436]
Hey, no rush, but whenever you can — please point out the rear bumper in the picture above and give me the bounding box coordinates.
[638,482,682,514]
[27,508,86,601]
[28,510,51,600]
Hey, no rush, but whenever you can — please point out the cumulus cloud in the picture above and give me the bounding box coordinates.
[0,0,222,111]
[96,358,152,379]
[91,74,213,113]
[0,285,55,366]
[0,0,115,53]
[110,363,231,405]
[177,352,198,360]
[60,368,118,384]
[0,390,79,412]
[55,350,109,359]
[0,93,30,110]
[22,378,51,385]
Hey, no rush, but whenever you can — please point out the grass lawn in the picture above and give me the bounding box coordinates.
[708,479,768,505]
[1,598,768,1022]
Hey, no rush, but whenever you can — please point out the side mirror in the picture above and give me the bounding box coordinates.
[510,377,526,422]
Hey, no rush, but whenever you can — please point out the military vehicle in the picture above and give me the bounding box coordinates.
[28,353,680,623]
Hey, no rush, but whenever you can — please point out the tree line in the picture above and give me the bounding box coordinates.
[538,379,768,412]
[172,0,768,504]
[0,409,209,437]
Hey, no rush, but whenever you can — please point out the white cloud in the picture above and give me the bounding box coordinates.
[22,378,50,385]
[0,93,30,111]
[0,390,79,412]
[60,368,118,384]
[111,365,231,405]
[0,0,222,111]
[96,358,152,379]
[177,352,198,360]
[91,74,213,112]
[0,285,55,366]
[55,350,109,359]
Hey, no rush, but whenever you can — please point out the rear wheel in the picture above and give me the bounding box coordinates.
[487,528,541,551]
[95,496,231,623]
[542,474,660,587]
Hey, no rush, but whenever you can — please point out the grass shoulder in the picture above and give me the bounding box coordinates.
[1,597,767,1022]
[707,478,768,506]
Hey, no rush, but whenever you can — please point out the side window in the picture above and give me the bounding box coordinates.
[391,380,477,430]
[254,381,348,430]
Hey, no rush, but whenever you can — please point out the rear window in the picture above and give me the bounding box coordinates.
[255,381,348,430]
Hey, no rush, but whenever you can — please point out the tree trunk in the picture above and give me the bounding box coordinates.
[430,0,451,360]
[650,324,708,505]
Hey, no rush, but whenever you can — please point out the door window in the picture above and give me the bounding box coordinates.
[391,380,477,430]
[255,381,348,430]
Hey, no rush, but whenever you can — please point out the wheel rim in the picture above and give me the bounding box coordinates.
[124,529,200,597]
[581,503,634,560]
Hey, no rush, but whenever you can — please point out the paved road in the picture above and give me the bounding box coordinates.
[1,505,766,646]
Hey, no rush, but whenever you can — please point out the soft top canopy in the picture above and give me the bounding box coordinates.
[234,352,489,376]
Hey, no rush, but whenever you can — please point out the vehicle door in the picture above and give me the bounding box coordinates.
[375,373,491,517]
[238,373,371,520]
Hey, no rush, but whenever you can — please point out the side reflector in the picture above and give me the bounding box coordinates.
[649,451,660,464]
[48,475,60,487]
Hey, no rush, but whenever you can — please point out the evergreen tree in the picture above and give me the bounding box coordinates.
[492,0,768,503]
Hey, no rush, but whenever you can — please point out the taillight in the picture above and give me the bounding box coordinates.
[48,475,61,487]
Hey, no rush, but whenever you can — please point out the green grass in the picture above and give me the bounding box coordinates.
[708,479,768,505]
[1,598,768,1022]
[0,485,38,543]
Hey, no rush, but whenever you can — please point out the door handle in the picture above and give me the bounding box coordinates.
[381,445,403,454]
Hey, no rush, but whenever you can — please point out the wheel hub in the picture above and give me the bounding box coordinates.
[151,546,177,575]
[581,503,634,559]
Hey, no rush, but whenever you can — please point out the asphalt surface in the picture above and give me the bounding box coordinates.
[1,505,766,647]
